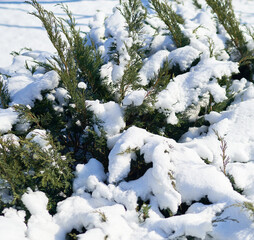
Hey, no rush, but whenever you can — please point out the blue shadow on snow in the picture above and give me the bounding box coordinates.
[0,1,83,4]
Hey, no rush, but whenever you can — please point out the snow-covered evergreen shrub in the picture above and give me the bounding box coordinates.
[0,0,254,239]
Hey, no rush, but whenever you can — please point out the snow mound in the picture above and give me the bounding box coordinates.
[87,100,125,136]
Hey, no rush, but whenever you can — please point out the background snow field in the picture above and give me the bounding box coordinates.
[0,0,254,239]
[0,0,118,67]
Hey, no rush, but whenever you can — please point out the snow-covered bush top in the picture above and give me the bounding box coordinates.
[0,0,254,239]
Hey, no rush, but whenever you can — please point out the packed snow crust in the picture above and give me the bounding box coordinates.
[1,0,254,240]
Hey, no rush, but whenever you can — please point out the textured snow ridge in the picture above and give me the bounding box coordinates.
[0,208,28,240]
[0,52,59,107]
[155,57,239,124]
[138,46,200,86]
[3,121,251,240]
[0,52,59,133]
[87,100,126,136]
[185,98,254,164]
[0,108,18,133]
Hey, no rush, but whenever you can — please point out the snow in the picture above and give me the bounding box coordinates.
[87,100,125,136]
[156,57,239,124]
[0,0,118,68]
[139,50,170,85]
[9,70,59,106]
[78,82,87,90]
[228,162,254,201]
[168,46,200,71]
[0,0,254,240]
[108,126,150,183]
[122,89,146,106]
[54,88,70,106]
[0,51,59,108]
[0,208,27,240]
[182,98,254,166]
[22,189,59,240]
[26,129,50,151]
[22,189,49,216]
[73,158,107,193]
[0,108,18,133]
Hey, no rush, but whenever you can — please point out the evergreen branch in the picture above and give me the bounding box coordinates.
[118,0,147,38]
[150,0,190,47]
[213,130,230,175]
[205,0,247,58]
[145,60,172,98]
[0,77,11,109]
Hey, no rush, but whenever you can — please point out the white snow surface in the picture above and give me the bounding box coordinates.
[0,0,254,240]
[0,108,18,133]
[0,208,27,240]
[1,53,59,106]
[155,57,239,124]
[87,100,125,136]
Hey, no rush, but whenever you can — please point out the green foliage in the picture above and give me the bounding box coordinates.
[150,0,190,47]
[0,77,11,109]
[205,0,248,60]
[25,61,37,75]
[60,5,112,101]
[27,0,112,108]
[112,0,147,102]
[123,61,174,136]
[126,150,153,181]
[95,210,108,222]
[10,47,32,57]
[118,0,147,38]
[192,0,202,9]
[124,102,166,134]
[242,202,254,219]
[206,76,235,114]
[27,96,65,134]
[164,113,200,141]
[138,203,151,222]
[0,133,73,212]
[234,201,254,221]
[206,0,254,80]
[66,228,86,240]
[160,208,173,218]
[125,94,208,141]
[15,1,114,169]
[14,104,43,129]
[208,94,235,114]
[26,0,87,126]
[117,48,143,102]
[145,60,173,98]
[14,98,107,169]
[84,127,110,169]
[1,0,253,228]
[227,174,244,194]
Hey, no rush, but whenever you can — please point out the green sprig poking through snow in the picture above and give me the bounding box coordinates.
[205,0,254,80]
[0,77,10,109]
[114,0,147,102]
[118,0,147,38]
[138,203,151,222]
[206,0,247,59]
[150,0,190,48]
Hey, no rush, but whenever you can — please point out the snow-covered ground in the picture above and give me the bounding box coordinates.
[0,0,118,67]
[1,0,254,239]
